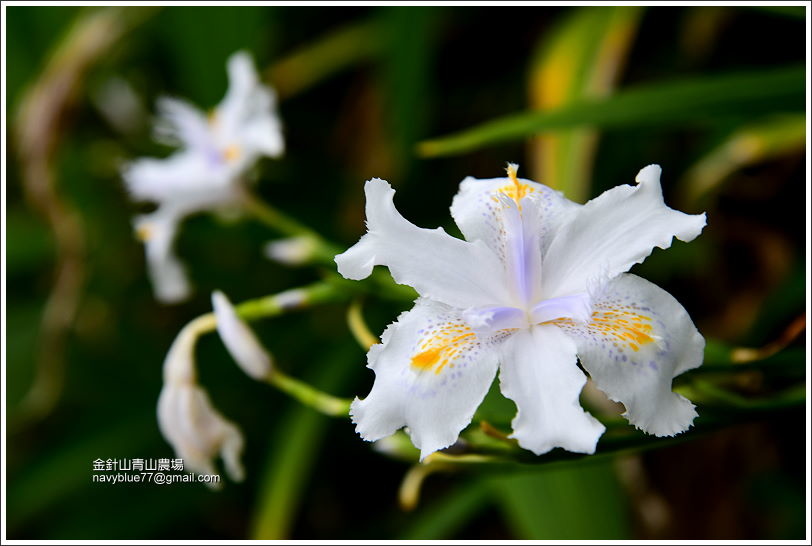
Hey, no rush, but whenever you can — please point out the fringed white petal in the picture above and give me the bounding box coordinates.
[498,325,605,454]
[555,273,704,436]
[541,164,706,298]
[351,298,501,460]
[335,178,510,309]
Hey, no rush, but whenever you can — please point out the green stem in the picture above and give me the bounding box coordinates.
[267,372,352,418]
[173,280,357,418]
[235,281,348,320]
[242,189,417,302]
[240,189,342,264]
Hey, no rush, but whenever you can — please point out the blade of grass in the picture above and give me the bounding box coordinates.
[418,65,804,157]
[528,6,642,201]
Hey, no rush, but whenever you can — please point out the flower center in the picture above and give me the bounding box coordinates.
[465,164,593,333]
[463,292,592,335]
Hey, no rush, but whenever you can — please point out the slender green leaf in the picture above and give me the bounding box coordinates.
[419,66,804,157]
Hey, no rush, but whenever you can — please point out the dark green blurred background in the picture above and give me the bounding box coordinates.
[5,5,807,540]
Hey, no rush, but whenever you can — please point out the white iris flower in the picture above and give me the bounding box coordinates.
[123,51,284,303]
[336,164,707,459]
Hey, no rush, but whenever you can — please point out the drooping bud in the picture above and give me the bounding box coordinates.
[212,290,273,381]
[264,236,318,266]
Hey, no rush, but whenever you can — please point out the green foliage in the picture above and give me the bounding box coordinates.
[419,65,804,157]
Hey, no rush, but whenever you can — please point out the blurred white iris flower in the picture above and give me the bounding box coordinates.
[123,51,284,303]
[336,164,706,460]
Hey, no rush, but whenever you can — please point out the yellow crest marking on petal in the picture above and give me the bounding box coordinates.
[590,307,655,350]
[136,223,153,241]
[223,145,241,163]
[410,323,476,375]
[550,306,656,352]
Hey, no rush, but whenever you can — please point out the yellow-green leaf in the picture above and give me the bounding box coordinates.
[528,6,642,201]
